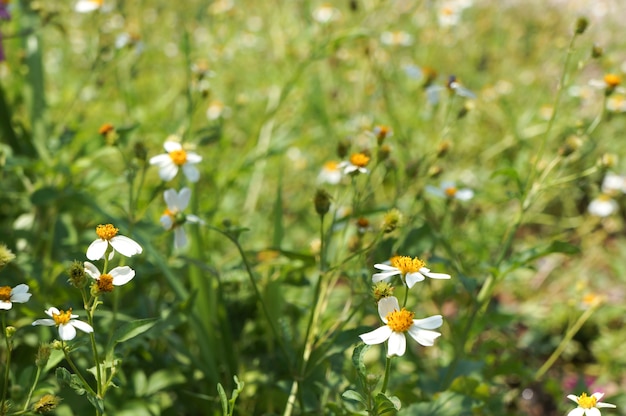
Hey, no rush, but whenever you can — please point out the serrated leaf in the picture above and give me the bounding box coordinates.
[375,393,399,415]
[55,367,86,395]
[86,392,105,413]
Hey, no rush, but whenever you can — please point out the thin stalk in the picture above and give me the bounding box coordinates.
[380,356,393,394]
[62,346,98,398]
[1,315,11,408]
[21,365,42,412]
[86,301,103,399]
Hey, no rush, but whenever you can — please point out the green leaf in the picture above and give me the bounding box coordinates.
[86,393,105,414]
[351,343,370,379]
[55,367,86,395]
[145,369,186,395]
[374,392,399,415]
[217,382,229,415]
[342,390,366,406]
[107,318,159,352]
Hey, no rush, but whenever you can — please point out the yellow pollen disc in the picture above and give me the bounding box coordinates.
[98,123,115,135]
[350,153,370,168]
[577,393,597,409]
[604,74,621,88]
[444,187,458,197]
[96,224,118,240]
[324,161,339,171]
[386,308,415,332]
[0,286,11,301]
[97,274,114,293]
[442,6,454,16]
[390,256,425,275]
[163,208,175,218]
[52,309,73,326]
[357,217,370,228]
[169,149,188,166]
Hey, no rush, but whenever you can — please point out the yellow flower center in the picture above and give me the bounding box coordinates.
[350,153,370,168]
[577,393,597,409]
[386,308,415,332]
[324,161,339,171]
[390,256,425,275]
[441,6,454,16]
[98,123,115,135]
[96,224,118,240]
[52,309,73,326]
[444,186,458,197]
[604,74,621,88]
[0,286,11,301]
[97,274,114,293]
[169,149,188,166]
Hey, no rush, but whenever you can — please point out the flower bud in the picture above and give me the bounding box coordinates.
[558,135,583,157]
[5,326,16,338]
[314,189,332,216]
[34,394,62,414]
[133,141,148,162]
[437,140,451,158]
[591,44,603,59]
[382,208,403,233]
[68,260,87,288]
[0,244,16,270]
[35,344,51,368]
[372,281,395,301]
[575,17,589,35]
[337,140,350,159]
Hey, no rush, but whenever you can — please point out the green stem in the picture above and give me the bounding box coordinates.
[21,365,42,412]
[62,345,98,398]
[1,315,11,409]
[86,298,103,399]
[380,356,393,394]
[534,304,598,380]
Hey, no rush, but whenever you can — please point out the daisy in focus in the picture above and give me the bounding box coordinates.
[426,181,474,201]
[86,224,143,261]
[75,0,103,13]
[317,161,342,185]
[339,152,370,175]
[0,284,31,310]
[84,262,135,293]
[32,307,94,341]
[149,138,202,183]
[359,296,443,357]
[160,187,203,249]
[566,392,616,416]
[373,255,451,288]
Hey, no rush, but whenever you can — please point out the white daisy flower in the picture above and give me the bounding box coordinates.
[426,75,476,105]
[86,224,143,261]
[160,188,203,249]
[588,195,618,217]
[339,152,370,175]
[0,284,32,310]
[84,262,135,293]
[32,307,94,341]
[359,296,443,357]
[601,172,626,194]
[373,255,451,288]
[426,181,474,201]
[566,392,616,416]
[75,0,103,13]
[149,139,202,183]
[312,4,340,24]
[380,31,413,47]
[317,161,342,185]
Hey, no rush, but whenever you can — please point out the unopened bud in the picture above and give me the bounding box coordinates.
[382,208,403,233]
[437,140,451,158]
[5,326,16,338]
[558,135,583,157]
[68,261,87,288]
[372,281,395,301]
[314,189,332,216]
[428,165,443,178]
[0,244,16,270]
[591,44,603,59]
[35,344,51,368]
[575,17,589,35]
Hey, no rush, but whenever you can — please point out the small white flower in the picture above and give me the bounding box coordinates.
[75,0,103,13]
[567,392,616,416]
[380,31,413,46]
[312,4,340,24]
[86,224,143,261]
[161,188,203,249]
[317,161,342,185]
[0,284,32,310]
[588,195,618,217]
[149,139,202,183]
[373,255,451,288]
[438,3,462,27]
[426,76,476,105]
[32,307,94,341]
[426,181,474,201]
[606,94,626,113]
[339,153,370,175]
[84,262,135,290]
[359,296,443,357]
[601,172,626,194]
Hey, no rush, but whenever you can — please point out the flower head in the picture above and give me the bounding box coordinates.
[160,188,203,249]
[588,195,618,217]
[380,31,413,47]
[426,181,474,201]
[373,255,451,288]
[339,152,370,175]
[317,161,342,185]
[567,392,616,416]
[86,224,142,261]
[0,284,31,310]
[32,307,94,341]
[75,0,103,13]
[84,261,135,293]
[149,139,202,183]
[312,3,340,24]
[359,296,443,357]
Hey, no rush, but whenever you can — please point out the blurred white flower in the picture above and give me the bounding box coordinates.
[86,224,142,261]
[32,307,93,341]
[161,188,203,249]
[339,152,370,175]
[426,181,474,201]
[426,76,476,105]
[602,172,626,194]
[207,100,231,120]
[75,0,103,13]
[588,195,618,217]
[380,31,413,46]
[317,161,342,185]
[149,139,202,183]
[359,296,443,357]
[438,3,462,27]
[566,392,616,416]
[373,255,450,288]
[0,284,31,310]
[312,4,340,23]
[606,94,626,113]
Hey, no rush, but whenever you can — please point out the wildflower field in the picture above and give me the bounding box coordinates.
[2,0,626,415]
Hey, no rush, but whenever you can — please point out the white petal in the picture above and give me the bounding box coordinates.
[58,323,77,341]
[0,302,12,310]
[182,164,200,183]
[421,268,451,279]
[110,266,135,286]
[110,235,143,257]
[10,284,32,303]
[567,408,584,416]
[455,189,474,201]
[374,263,397,271]
[413,315,443,330]
[377,296,400,321]
[372,270,400,283]
[164,188,180,210]
[86,239,108,261]
[160,215,173,230]
[186,214,203,224]
[177,187,192,210]
[597,403,617,408]
[186,152,202,163]
[407,326,441,347]
[83,261,101,279]
[586,409,600,416]
[159,163,178,182]
[70,320,94,334]
[174,227,187,249]
[566,395,580,404]
[163,141,182,152]
[425,185,446,198]
[387,331,407,357]
[44,307,60,317]
[75,0,100,13]
[32,318,56,327]
[405,272,425,288]
[11,284,30,295]
[591,392,605,401]
[149,154,171,166]
[359,325,392,345]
